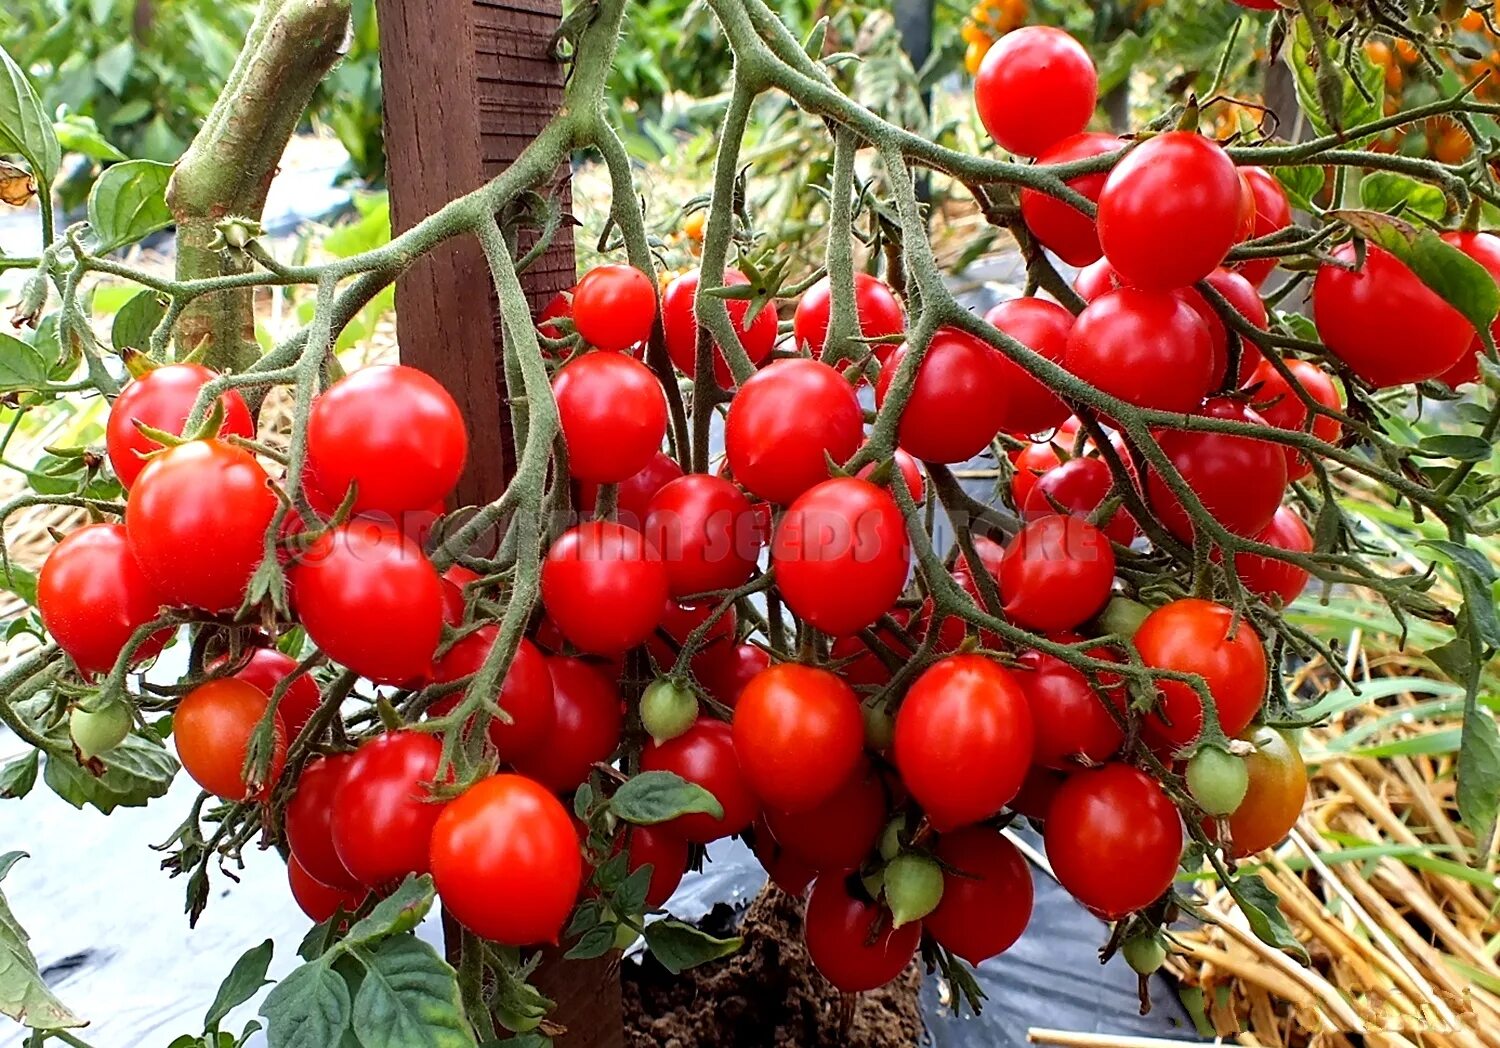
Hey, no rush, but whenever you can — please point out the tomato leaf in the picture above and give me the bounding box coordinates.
[0,562,36,607]
[0,332,49,392]
[1272,167,1324,214]
[52,114,127,163]
[1289,15,1382,139]
[1457,701,1500,857]
[259,961,353,1048]
[112,290,168,354]
[341,875,437,949]
[347,936,474,1048]
[0,752,38,800]
[203,939,274,1032]
[87,159,173,253]
[0,852,85,1031]
[642,919,742,974]
[609,770,723,825]
[0,43,60,185]
[562,921,617,961]
[41,732,178,814]
[1415,435,1494,463]
[1358,172,1447,223]
[1223,873,1307,961]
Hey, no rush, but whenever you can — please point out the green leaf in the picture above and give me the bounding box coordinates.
[1359,172,1447,223]
[0,852,84,1030]
[350,936,476,1048]
[94,40,135,97]
[0,562,36,606]
[1273,167,1325,214]
[204,939,274,1031]
[53,115,126,163]
[562,922,617,962]
[1415,435,1494,463]
[0,333,49,392]
[1289,16,1382,139]
[112,290,168,353]
[0,752,39,800]
[341,875,437,949]
[1224,874,1307,961]
[641,920,741,974]
[1096,30,1147,97]
[609,771,723,826]
[0,44,61,185]
[1329,210,1500,338]
[259,962,353,1048]
[87,159,173,253]
[42,732,178,814]
[1458,695,1500,852]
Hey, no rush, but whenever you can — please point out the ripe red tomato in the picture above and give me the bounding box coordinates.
[1234,506,1313,606]
[763,759,887,871]
[175,678,286,801]
[1244,358,1343,481]
[803,876,921,992]
[647,598,737,673]
[1233,167,1292,287]
[1016,647,1124,769]
[733,664,864,813]
[38,523,167,676]
[1097,132,1243,291]
[1009,438,1066,508]
[893,655,1033,830]
[1018,133,1123,266]
[576,451,685,530]
[126,439,277,613]
[999,515,1115,632]
[1044,764,1183,919]
[1177,268,1268,387]
[663,269,778,387]
[1134,598,1267,747]
[974,26,1097,157]
[537,290,572,342]
[752,820,818,896]
[571,264,657,352]
[1023,456,1138,546]
[693,641,770,708]
[330,731,448,889]
[640,717,758,843]
[855,449,924,506]
[430,632,556,762]
[643,474,759,598]
[1313,243,1472,387]
[724,359,864,504]
[771,478,911,638]
[431,773,582,945]
[793,273,905,360]
[983,297,1074,435]
[924,828,1034,964]
[1010,765,1066,821]
[1063,288,1215,413]
[1221,727,1306,857]
[552,352,667,484]
[828,610,915,687]
[1074,258,1119,301]
[106,363,254,490]
[540,521,669,654]
[512,656,624,792]
[288,856,366,923]
[1436,230,1500,387]
[289,519,445,685]
[229,648,322,738]
[285,753,359,890]
[305,365,467,517]
[619,825,691,909]
[1145,397,1287,541]
[876,329,1006,463]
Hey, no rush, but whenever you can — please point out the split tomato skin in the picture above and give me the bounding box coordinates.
[732,663,865,814]
[803,876,922,993]
[106,363,254,490]
[330,731,449,890]
[38,523,167,676]
[1134,598,1267,748]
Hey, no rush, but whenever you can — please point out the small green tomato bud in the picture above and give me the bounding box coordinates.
[70,700,132,760]
[861,700,895,751]
[883,853,944,929]
[1097,596,1152,640]
[1122,933,1167,975]
[641,678,698,745]
[1186,746,1250,816]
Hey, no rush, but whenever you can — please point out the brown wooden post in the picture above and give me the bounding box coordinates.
[375,1,625,1044]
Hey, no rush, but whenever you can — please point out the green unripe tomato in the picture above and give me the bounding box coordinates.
[494,1001,544,1034]
[878,818,905,862]
[1186,746,1250,816]
[1122,933,1167,975]
[883,853,944,929]
[1097,596,1152,640]
[70,700,132,760]
[641,678,698,745]
[861,700,895,751]
[614,919,642,951]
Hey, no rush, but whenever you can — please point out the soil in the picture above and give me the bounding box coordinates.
[621,885,926,1048]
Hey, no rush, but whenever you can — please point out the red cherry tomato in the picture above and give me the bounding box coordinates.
[512,656,624,793]
[1134,598,1267,747]
[288,856,366,923]
[540,521,669,655]
[855,449,924,507]
[643,473,759,598]
[571,264,657,352]
[1010,765,1066,821]
[1234,506,1313,606]
[576,451,685,532]
[974,26,1097,157]
[763,759,887,872]
[893,655,1033,830]
[331,731,449,889]
[1097,132,1243,292]
[663,269,778,387]
[285,753,359,890]
[752,820,818,896]
[641,717,758,843]
[1244,358,1343,481]
[693,641,770,708]
[1044,764,1183,919]
[1016,647,1125,769]
[289,519,445,685]
[305,365,467,517]
[430,632,556,762]
[38,523,167,676]
[876,329,1006,463]
[1221,727,1306,857]
[1018,132,1123,266]
[175,678,286,801]
[552,352,667,484]
[1313,243,1472,387]
[732,663,864,813]
[1177,268,1268,387]
[126,439,277,613]
[1073,258,1119,301]
[537,290,572,343]
[1022,456,1137,546]
[925,828,1034,964]
[724,359,864,504]
[622,825,691,909]
[803,876,921,992]
[430,773,582,945]
[983,297,1074,435]
[106,363,254,490]
[1010,439,1064,508]
[1436,230,1500,387]
[229,648,322,738]
[1063,288,1215,413]
[1229,0,1282,11]
[999,515,1115,632]
[1233,167,1292,288]
[1145,397,1287,542]
[793,273,906,361]
[771,478,911,638]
